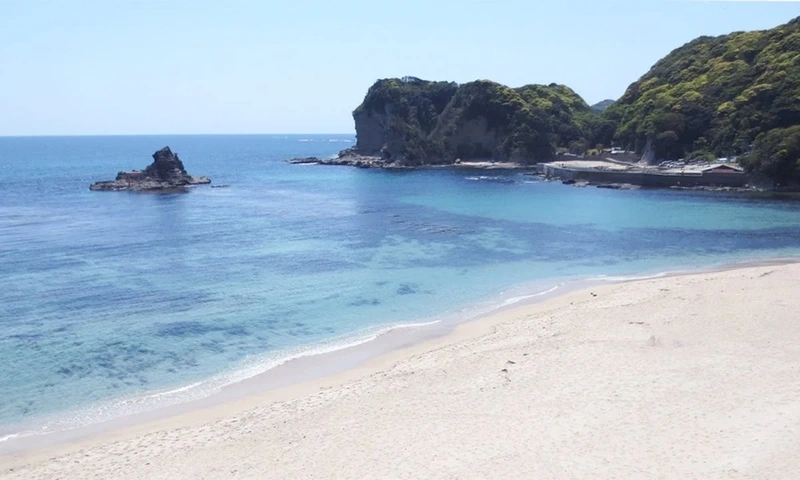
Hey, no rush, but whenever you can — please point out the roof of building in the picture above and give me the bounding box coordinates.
[700,164,744,173]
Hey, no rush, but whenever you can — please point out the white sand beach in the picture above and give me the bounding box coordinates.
[3,263,800,479]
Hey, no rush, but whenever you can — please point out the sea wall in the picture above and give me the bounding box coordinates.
[542,164,748,188]
[553,153,640,164]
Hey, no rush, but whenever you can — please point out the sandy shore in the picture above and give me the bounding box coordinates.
[3,263,800,479]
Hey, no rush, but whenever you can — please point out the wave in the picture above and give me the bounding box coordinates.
[0,318,445,446]
[464,175,515,184]
[593,255,800,284]
[0,278,597,449]
[595,271,670,282]
[498,284,560,307]
[0,432,25,444]
[140,381,205,401]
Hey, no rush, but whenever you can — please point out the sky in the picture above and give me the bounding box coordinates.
[0,0,798,136]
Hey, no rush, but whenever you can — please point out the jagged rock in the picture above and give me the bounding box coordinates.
[90,147,210,192]
[593,183,640,190]
[639,137,656,165]
[286,150,402,170]
[286,157,322,164]
[669,185,757,192]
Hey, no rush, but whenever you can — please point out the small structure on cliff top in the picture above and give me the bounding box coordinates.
[90,147,211,192]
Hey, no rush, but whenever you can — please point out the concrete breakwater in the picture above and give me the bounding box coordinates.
[539,161,748,188]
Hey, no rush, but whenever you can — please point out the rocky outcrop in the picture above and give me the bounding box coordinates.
[639,137,657,165]
[349,78,459,165]
[333,77,597,167]
[352,110,390,156]
[431,116,500,161]
[286,148,400,169]
[286,78,601,169]
[90,147,210,191]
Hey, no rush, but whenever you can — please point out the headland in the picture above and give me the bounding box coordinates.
[287,16,800,190]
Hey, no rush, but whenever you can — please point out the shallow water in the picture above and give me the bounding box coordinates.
[2,134,800,439]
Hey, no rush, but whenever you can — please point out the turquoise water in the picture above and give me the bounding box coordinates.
[2,134,800,439]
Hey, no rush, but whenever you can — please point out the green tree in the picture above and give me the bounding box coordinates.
[740,126,800,186]
[603,16,800,161]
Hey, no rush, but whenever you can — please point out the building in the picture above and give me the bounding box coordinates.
[540,160,748,188]
[700,164,744,174]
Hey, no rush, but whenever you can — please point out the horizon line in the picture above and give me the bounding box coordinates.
[0,132,357,138]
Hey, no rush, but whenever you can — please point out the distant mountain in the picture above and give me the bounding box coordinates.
[602,16,800,181]
[590,99,615,113]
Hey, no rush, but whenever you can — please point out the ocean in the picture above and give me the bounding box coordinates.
[2,134,800,444]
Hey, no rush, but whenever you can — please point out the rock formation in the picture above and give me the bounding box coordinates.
[286,149,405,169]
[287,77,598,169]
[90,147,211,191]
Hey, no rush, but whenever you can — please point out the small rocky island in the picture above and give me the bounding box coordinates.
[90,147,211,192]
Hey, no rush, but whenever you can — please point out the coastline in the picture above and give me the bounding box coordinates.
[0,275,587,454]
[4,259,800,478]
[1,253,784,453]
[287,155,785,194]
[287,154,534,171]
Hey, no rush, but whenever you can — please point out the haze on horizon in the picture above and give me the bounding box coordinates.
[1,0,797,136]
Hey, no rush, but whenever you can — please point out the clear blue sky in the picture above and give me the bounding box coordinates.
[1,0,798,135]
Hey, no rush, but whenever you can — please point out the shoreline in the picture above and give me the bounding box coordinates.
[3,256,800,476]
[0,257,749,453]
[287,155,534,171]
[0,275,586,454]
[286,155,800,195]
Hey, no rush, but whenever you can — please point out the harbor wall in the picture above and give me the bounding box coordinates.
[541,165,748,188]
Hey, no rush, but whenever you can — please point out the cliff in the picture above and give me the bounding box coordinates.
[90,147,210,191]
[350,77,458,165]
[317,17,800,184]
[346,77,597,166]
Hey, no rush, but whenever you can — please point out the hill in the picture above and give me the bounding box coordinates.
[590,99,615,113]
[349,77,598,166]
[341,17,800,184]
[602,16,800,182]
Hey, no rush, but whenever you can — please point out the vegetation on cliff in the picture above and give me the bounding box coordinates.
[590,99,615,113]
[352,77,599,165]
[353,77,458,163]
[602,16,800,169]
[740,125,800,186]
[348,17,800,184]
[427,80,597,162]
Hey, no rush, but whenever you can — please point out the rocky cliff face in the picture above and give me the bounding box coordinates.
[433,116,500,161]
[142,147,195,184]
[348,77,458,165]
[345,77,596,166]
[352,110,389,156]
[90,146,210,191]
